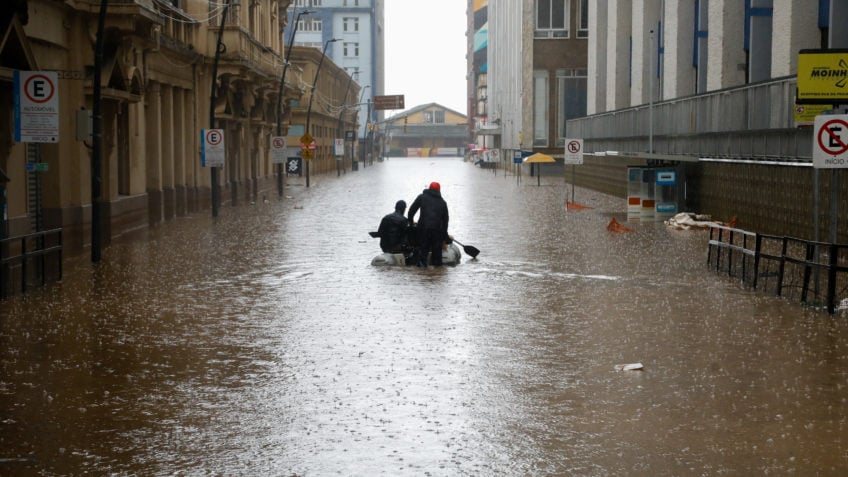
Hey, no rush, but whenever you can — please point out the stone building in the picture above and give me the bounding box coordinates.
[0,0,357,256]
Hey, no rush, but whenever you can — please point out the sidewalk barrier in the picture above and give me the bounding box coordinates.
[0,228,63,298]
[707,224,848,314]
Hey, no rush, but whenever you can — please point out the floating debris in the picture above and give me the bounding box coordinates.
[615,362,644,371]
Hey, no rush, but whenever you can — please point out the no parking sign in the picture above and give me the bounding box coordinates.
[813,115,848,168]
[201,129,225,167]
[14,71,59,143]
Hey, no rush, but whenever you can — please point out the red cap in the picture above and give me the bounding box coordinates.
[429,181,440,191]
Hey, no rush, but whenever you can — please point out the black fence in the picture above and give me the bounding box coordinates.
[707,225,848,314]
[0,228,63,298]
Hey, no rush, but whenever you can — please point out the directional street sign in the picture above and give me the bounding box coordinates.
[302,148,314,160]
[813,114,848,168]
[300,133,313,147]
[373,95,404,110]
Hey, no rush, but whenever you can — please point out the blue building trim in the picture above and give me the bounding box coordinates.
[819,0,829,28]
[694,0,708,67]
[744,0,773,51]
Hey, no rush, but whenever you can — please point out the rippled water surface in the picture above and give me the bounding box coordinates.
[2,158,847,475]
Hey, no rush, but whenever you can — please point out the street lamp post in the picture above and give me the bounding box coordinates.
[353,85,369,170]
[304,37,340,188]
[336,71,359,176]
[275,8,314,198]
[91,0,109,262]
[209,0,232,218]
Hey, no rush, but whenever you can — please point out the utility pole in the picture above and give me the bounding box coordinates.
[209,0,232,218]
[276,8,314,197]
[304,37,340,188]
[91,0,108,262]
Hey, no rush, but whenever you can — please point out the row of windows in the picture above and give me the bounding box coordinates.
[422,110,446,124]
[295,17,360,33]
[292,0,362,7]
[535,0,589,39]
[533,69,588,146]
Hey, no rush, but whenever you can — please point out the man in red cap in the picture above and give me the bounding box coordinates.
[408,181,450,267]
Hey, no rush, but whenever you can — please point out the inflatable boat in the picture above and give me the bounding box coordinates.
[371,242,462,267]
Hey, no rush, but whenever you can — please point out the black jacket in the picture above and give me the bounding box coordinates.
[377,211,409,252]
[408,188,449,236]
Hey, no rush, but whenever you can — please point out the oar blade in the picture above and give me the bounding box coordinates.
[463,245,480,258]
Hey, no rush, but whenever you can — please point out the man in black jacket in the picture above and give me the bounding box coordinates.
[408,182,449,267]
[376,200,410,254]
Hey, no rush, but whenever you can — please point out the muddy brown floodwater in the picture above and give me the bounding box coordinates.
[1,157,847,475]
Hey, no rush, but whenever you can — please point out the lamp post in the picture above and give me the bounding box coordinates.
[355,85,369,168]
[304,37,340,188]
[275,8,314,198]
[209,0,232,218]
[91,0,109,262]
[336,71,359,176]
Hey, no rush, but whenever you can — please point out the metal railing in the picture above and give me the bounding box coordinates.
[708,224,848,313]
[0,229,63,298]
[568,76,812,162]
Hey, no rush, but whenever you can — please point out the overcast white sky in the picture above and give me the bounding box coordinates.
[383,0,468,115]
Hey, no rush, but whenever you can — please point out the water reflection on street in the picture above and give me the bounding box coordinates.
[1,157,847,475]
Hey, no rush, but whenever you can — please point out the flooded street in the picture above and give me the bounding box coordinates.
[2,157,847,475]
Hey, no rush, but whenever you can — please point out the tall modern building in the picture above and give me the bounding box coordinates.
[472,0,588,160]
[284,0,384,138]
[567,0,848,238]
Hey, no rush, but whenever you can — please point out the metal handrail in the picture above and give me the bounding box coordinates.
[0,228,63,297]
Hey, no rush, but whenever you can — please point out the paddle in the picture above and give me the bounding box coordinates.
[451,238,480,258]
[368,231,379,238]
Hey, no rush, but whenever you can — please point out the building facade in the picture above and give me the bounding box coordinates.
[284,0,384,139]
[379,103,468,157]
[474,0,588,160]
[569,0,848,240]
[0,0,357,257]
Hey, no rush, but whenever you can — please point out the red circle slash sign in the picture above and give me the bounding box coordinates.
[206,130,223,146]
[818,119,848,156]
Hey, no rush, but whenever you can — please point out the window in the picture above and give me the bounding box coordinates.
[293,0,322,7]
[556,69,587,143]
[423,110,445,124]
[536,0,568,38]
[694,0,708,93]
[533,71,549,146]
[344,0,359,6]
[577,0,588,38]
[344,42,359,57]
[343,17,359,32]
[298,18,322,32]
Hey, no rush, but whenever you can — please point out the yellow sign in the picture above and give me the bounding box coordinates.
[797,50,848,103]
[794,104,832,127]
[302,148,314,160]
[300,133,313,146]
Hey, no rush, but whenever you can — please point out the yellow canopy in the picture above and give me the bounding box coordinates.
[523,152,556,163]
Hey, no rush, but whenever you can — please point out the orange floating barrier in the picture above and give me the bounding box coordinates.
[725,215,738,228]
[607,217,635,233]
[565,201,592,210]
